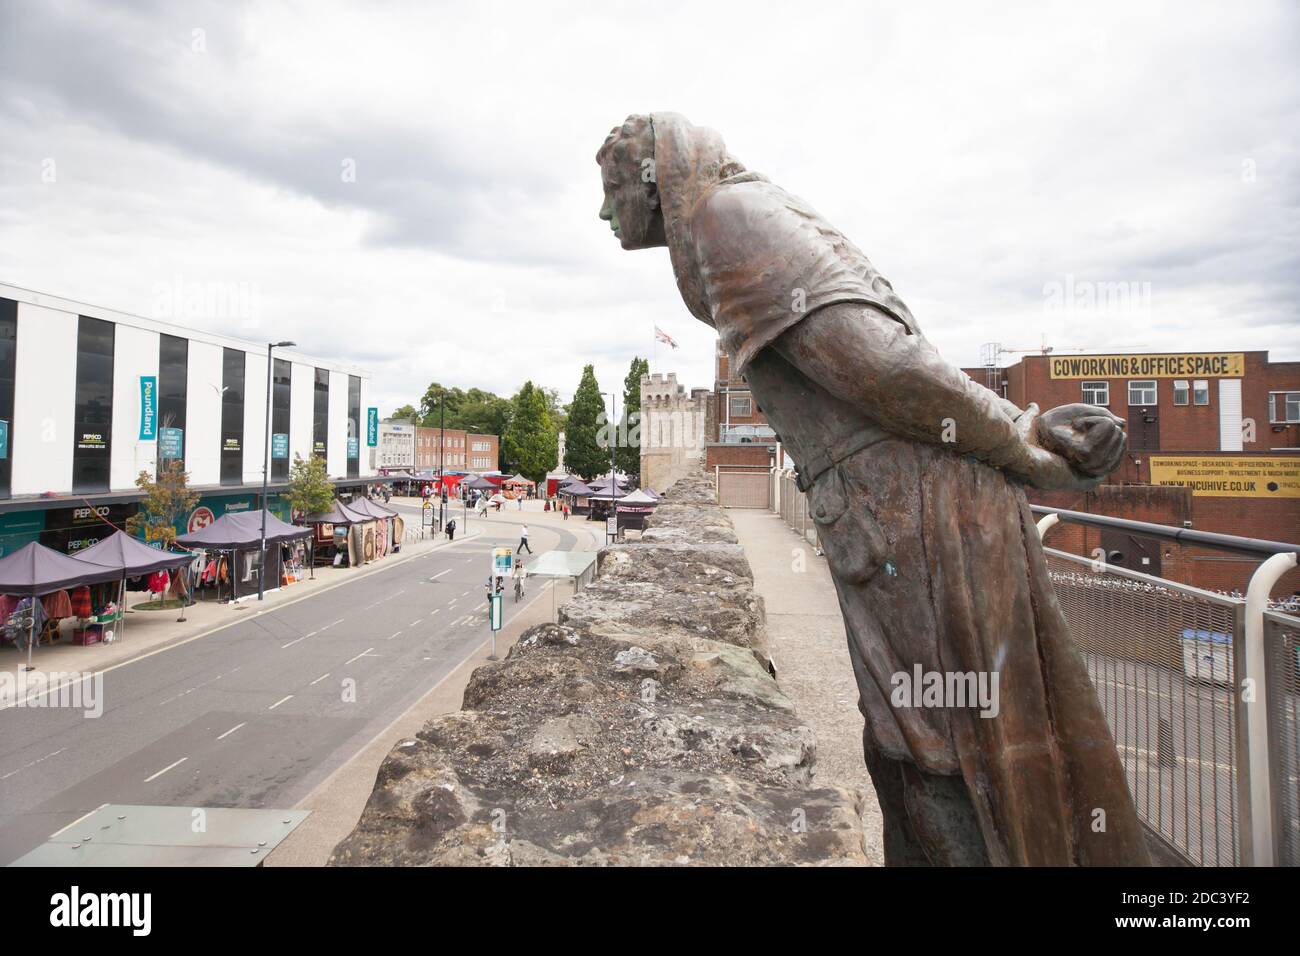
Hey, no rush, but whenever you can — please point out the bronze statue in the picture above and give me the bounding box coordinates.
[597,113,1150,866]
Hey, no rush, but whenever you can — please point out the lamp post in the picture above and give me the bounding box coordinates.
[608,391,619,544]
[259,340,296,601]
[437,399,446,533]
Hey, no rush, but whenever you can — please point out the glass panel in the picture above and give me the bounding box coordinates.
[221,348,245,485]
[72,316,115,492]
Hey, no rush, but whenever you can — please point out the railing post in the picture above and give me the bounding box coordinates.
[1241,551,1296,866]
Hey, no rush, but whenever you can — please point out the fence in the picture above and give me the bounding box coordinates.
[775,471,818,547]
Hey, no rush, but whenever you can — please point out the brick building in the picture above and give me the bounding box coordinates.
[704,340,779,475]
[964,350,1300,598]
[414,426,498,473]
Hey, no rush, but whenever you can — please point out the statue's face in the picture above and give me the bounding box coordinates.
[598,130,666,250]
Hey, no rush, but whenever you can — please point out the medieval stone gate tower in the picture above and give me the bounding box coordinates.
[638,372,709,491]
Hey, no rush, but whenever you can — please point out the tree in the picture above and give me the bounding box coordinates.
[283,453,335,517]
[501,381,556,483]
[564,364,608,479]
[615,357,649,481]
[390,404,419,422]
[127,461,200,547]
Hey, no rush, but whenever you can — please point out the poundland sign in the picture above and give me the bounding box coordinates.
[1050,353,1244,379]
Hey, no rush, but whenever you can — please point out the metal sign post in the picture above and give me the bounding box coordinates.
[489,591,502,660]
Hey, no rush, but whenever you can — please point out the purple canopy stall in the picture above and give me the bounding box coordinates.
[0,541,121,668]
[176,511,311,601]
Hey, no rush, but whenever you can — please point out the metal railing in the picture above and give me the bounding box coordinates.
[775,471,817,547]
[1043,548,1245,866]
[1264,609,1300,866]
[718,425,777,444]
[1037,508,1298,867]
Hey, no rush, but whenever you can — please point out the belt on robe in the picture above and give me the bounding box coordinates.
[794,424,890,493]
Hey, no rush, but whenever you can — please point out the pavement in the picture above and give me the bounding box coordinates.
[0,498,600,865]
[727,508,886,866]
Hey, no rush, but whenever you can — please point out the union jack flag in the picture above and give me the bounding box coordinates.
[654,326,679,349]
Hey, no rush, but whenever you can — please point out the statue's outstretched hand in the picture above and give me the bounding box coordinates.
[1035,403,1127,477]
[1006,402,1126,490]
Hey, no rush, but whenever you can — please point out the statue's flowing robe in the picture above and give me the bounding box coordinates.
[647,112,1149,865]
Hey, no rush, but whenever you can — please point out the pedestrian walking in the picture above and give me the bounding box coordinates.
[518,524,533,554]
[563,504,570,520]
[446,518,456,541]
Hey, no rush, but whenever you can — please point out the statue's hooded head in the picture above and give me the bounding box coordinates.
[598,113,758,319]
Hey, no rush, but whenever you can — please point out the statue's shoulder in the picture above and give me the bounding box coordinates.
[693,180,815,254]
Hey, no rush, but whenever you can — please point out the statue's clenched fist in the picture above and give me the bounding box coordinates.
[1035,403,1127,478]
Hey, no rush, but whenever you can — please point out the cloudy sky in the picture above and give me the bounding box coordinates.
[1,0,1296,418]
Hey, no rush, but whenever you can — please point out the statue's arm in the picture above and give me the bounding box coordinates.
[770,302,1092,489]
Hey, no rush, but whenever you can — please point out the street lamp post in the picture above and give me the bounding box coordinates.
[438,399,445,533]
[259,340,296,601]
[608,391,620,544]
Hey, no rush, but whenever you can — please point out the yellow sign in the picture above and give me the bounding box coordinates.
[1149,456,1300,498]
[1049,353,1244,379]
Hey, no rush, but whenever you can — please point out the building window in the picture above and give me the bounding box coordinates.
[72,316,115,493]
[272,359,291,480]
[1127,380,1157,406]
[313,367,328,460]
[1173,380,1189,405]
[1193,380,1210,406]
[1081,381,1109,406]
[1270,391,1300,424]
[220,348,245,485]
[158,333,188,472]
[729,396,752,418]
[0,298,16,499]
[347,375,360,479]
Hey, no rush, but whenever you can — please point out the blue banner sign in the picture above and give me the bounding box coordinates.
[158,427,183,460]
[0,419,7,460]
[272,433,289,459]
[347,436,359,458]
[367,407,378,447]
[139,375,157,440]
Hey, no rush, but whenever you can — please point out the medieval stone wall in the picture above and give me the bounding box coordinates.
[329,467,868,866]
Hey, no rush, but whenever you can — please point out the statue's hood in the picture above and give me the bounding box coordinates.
[649,112,764,325]
[647,112,919,372]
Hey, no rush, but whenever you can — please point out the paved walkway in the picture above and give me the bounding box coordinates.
[728,509,885,866]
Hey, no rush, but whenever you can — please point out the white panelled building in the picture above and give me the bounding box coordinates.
[0,283,378,556]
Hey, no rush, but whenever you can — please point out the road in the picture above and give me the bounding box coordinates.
[0,510,592,864]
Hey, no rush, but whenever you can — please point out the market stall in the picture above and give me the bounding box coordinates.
[344,496,405,560]
[558,479,595,516]
[176,511,312,601]
[301,499,368,567]
[71,530,197,637]
[613,488,659,532]
[0,541,123,668]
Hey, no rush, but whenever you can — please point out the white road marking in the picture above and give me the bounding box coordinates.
[282,629,317,649]
[268,695,294,710]
[343,647,375,666]
[216,722,246,741]
[430,569,450,580]
[51,804,107,838]
[144,757,188,783]
[388,630,403,640]
[0,747,66,781]
[310,673,331,685]
[320,619,344,632]
[428,609,440,616]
